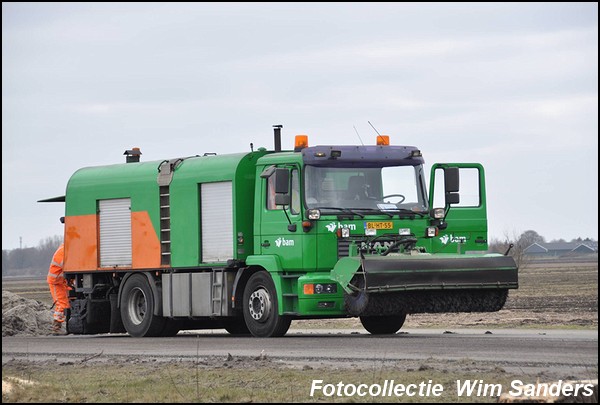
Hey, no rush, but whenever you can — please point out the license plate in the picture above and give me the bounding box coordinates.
[365,222,393,230]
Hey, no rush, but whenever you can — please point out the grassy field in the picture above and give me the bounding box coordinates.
[2,357,572,403]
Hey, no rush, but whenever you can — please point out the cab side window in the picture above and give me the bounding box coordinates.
[266,168,300,214]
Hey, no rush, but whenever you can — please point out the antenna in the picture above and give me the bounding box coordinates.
[353,125,364,146]
[368,121,388,145]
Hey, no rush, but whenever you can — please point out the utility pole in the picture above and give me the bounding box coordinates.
[19,237,22,250]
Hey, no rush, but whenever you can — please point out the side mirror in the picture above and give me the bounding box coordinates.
[274,168,290,194]
[274,168,291,205]
[445,192,460,205]
[444,167,459,192]
[444,167,460,205]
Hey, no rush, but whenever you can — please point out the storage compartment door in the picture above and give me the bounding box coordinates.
[201,182,233,263]
[99,198,132,267]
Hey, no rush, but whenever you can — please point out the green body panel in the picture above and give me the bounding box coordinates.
[253,153,310,271]
[66,162,163,232]
[65,150,269,269]
[168,151,268,267]
[297,272,346,315]
[245,255,283,273]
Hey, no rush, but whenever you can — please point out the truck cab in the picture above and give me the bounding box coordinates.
[241,135,516,336]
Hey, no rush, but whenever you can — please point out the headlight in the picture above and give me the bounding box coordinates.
[398,228,411,236]
[307,209,321,220]
[303,283,338,295]
[431,208,445,219]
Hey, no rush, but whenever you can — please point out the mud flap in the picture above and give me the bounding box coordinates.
[109,293,126,333]
[67,298,111,334]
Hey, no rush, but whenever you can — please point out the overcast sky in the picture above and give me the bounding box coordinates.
[2,3,598,250]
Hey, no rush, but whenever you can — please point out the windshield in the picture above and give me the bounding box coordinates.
[304,165,429,213]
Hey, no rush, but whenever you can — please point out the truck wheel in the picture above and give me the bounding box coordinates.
[360,314,406,335]
[243,272,291,337]
[120,274,166,337]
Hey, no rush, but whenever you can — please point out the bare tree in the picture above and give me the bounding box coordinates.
[2,235,63,277]
[488,229,543,268]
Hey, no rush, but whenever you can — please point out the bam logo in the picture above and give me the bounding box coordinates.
[440,234,467,245]
[275,237,295,248]
[325,222,357,233]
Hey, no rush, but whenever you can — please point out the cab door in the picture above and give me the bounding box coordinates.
[257,165,305,270]
[429,163,489,253]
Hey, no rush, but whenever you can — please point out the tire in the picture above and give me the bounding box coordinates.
[360,314,406,335]
[243,272,291,337]
[224,318,251,336]
[120,274,166,337]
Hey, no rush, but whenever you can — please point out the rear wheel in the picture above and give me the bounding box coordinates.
[360,314,406,335]
[243,272,291,337]
[120,274,166,337]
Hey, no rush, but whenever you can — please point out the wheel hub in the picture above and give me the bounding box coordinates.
[127,287,147,326]
[248,288,271,322]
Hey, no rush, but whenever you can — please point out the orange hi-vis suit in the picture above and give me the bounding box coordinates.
[47,243,70,322]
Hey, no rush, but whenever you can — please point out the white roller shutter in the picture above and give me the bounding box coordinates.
[201,182,233,263]
[99,198,132,267]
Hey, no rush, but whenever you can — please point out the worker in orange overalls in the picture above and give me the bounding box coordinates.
[47,218,70,334]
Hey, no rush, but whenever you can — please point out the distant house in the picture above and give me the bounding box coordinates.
[524,241,598,257]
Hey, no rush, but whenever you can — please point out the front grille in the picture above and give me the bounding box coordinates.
[337,239,351,258]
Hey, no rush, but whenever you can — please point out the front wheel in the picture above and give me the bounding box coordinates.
[120,274,166,337]
[243,272,291,337]
[360,314,406,335]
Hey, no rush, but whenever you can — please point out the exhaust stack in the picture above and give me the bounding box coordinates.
[273,124,283,152]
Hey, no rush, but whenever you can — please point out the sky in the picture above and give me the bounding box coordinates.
[2,2,598,250]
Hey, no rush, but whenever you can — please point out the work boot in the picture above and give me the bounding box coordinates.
[51,320,66,335]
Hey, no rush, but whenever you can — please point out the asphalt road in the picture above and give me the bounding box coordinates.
[2,328,597,375]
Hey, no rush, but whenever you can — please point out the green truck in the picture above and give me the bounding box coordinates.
[42,125,518,337]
